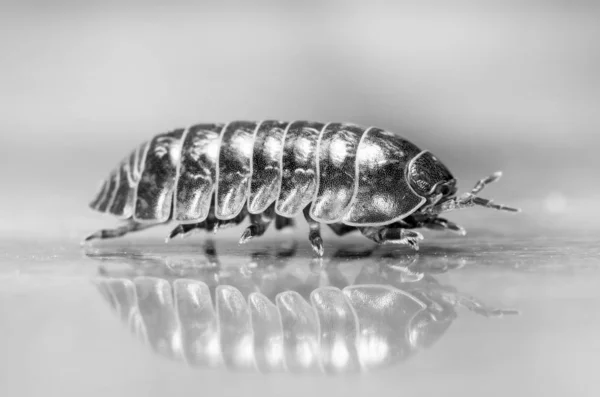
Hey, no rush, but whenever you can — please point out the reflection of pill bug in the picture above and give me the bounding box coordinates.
[88,121,519,255]
[97,277,448,374]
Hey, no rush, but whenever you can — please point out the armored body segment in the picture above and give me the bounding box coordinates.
[310,123,366,223]
[276,121,324,217]
[215,121,257,220]
[343,128,426,226]
[131,142,149,183]
[134,129,185,223]
[90,143,146,216]
[89,178,109,211]
[108,160,135,219]
[97,169,120,212]
[126,149,138,186]
[174,124,224,222]
[248,120,288,214]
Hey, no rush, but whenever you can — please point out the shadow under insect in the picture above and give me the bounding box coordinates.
[90,244,518,374]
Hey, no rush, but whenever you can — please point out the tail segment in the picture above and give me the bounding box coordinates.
[89,142,148,219]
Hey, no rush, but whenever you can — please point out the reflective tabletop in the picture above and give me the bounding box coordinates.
[1,208,599,396]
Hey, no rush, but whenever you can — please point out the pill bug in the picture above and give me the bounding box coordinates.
[94,248,517,374]
[87,120,520,255]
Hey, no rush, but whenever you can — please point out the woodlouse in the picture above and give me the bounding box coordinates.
[87,120,519,255]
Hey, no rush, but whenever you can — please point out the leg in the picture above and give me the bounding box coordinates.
[275,214,295,232]
[328,223,357,237]
[166,203,248,241]
[165,210,219,240]
[424,217,466,236]
[84,219,158,242]
[239,204,275,244]
[212,206,248,233]
[166,198,219,240]
[359,226,424,250]
[303,206,324,257]
[166,222,205,241]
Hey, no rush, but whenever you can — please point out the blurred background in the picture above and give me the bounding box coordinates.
[0,0,599,237]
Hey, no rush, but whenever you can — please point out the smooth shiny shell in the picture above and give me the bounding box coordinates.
[90,120,431,226]
[174,124,222,223]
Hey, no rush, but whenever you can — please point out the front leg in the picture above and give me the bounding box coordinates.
[239,203,275,244]
[359,226,424,250]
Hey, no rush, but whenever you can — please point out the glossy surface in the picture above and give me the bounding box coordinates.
[2,177,600,395]
[276,121,324,217]
[216,121,257,219]
[135,129,184,223]
[343,128,425,225]
[311,123,365,223]
[90,240,513,374]
[174,124,223,222]
[91,120,434,230]
[108,157,135,219]
[2,214,599,395]
[249,121,287,214]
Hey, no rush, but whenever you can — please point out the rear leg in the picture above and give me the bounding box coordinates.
[273,214,297,252]
[84,219,159,242]
[165,211,216,240]
[212,208,248,233]
[166,203,247,241]
[239,203,275,244]
[328,223,357,237]
[166,222,205,241]
[166,197,218,240]
[359,226,424,250]
[275,214,295,232]
[303,206,324,257]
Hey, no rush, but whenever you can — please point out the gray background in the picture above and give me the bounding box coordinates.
[1,0,599,237]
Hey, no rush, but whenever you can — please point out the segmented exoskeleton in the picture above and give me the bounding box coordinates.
[88,120,519,255]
